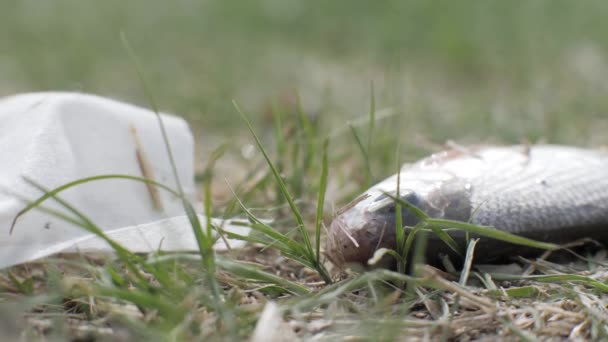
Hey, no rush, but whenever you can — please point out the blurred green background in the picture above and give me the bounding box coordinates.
[2,0,608,145]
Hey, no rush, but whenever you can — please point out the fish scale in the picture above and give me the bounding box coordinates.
[468,148,608,234]
[327,145,608,266]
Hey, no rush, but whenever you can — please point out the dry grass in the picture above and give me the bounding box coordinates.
[3,247,608,340]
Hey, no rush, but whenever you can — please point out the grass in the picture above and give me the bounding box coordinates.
[2,1,608,340]
[3,97,608,340]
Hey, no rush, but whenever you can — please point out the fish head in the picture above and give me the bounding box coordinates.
[326,170,473,268]
[326,188,423,267]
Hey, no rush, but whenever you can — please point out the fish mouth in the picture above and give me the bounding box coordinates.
[326,211,397,267]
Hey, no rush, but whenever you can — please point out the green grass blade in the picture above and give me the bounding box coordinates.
[226,183,309,257]
[425,224,463,258]
[233,101,313,258]
[181,199,218,283]
[487,286,540,298]
[295,269,418,311]
[221,231,314,268]
[367,80,375,162]
[180,197,237,332]
[248,223,308,256]
[425,219,559,251]
[216,258,310,296]
[394,143,405,274]
[296,91,317,175]
[97,286,185,324]
[234,101,332,284]
[271,101,288,206]
[489,273,608,293]
[383,192,430,220]
[402,224,424,263]
[10,174,180,234]
[381,195,557,257]
[23,178,153,290]
[315,139,329,265]
[7,272,34,295]
[348,123,372,187]
[120,32,184,195]
[218,226,313,267]
[22,179,185,301]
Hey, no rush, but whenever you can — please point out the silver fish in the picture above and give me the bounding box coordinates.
[327,145,608,266]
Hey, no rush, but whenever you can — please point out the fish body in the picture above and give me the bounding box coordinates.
[327,145,608,266]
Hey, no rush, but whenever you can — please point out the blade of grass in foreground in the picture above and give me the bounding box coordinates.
[394,143,406,274]
[384,194,559,254]
[402,224,424,264]
[488,273,608,293]
[225,182,310,258]
[385,194,463,257]
[225,181,322,270]
[425,219,559,251]
[216,258,310,296]
[315,139,329,265]
[348,123,372,188]
[22,173,238,336]
[221,230,312,267]
[271,101,288,207]
[293,269,419,312]
[367,80,375,165]
[97,287,185,325]
[234,101,312,254]
[123,33,237,334]
[23,178,154,290]
[121,32,183,195]
[187,154,237,333]
[233,100,332,284]
[12,175,186,292]
[145,253,310,297]
[10,174,180,233]
[296,92,317,177]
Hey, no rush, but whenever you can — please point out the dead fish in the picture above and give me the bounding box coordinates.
[327,145,608,266]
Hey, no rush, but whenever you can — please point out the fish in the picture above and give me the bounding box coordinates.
[326,145,608,267]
